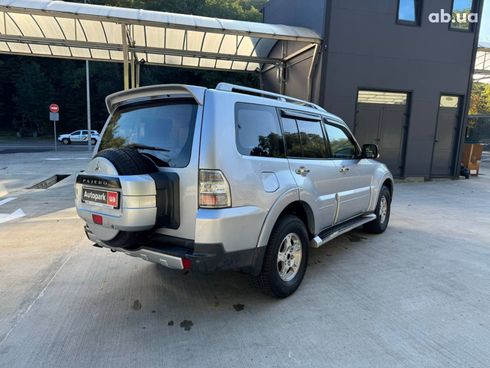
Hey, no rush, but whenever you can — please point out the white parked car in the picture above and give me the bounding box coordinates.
[58,130,99,145]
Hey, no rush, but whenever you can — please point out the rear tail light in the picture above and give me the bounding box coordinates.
[199,169,231,208]
[182,258,192,270]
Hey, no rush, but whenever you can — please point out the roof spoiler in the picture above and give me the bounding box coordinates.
[105,84,206,114]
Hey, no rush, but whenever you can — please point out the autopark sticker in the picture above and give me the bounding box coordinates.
[82,188,119,208]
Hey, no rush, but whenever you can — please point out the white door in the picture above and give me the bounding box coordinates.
[80,130,89,143]
[70,130,82,142]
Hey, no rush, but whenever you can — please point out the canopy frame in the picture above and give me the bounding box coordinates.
[474,43,490,83]
[0,0,322,97]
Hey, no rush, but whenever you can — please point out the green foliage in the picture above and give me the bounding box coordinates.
[0,0,267,135]
[470,82,490,115]
[12,61,54,134]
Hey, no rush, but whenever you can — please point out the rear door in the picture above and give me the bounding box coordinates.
[323,120,371,223]
[70,130,82,142]
[81,130,89,143]
[280,110,338,231]
[97,98,201,239]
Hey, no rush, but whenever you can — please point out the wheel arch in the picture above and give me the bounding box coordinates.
[383,178,394,197]
[257,191,315,249]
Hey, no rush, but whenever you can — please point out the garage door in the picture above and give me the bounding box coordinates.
[354,90,409,177]
[430,95,462,177]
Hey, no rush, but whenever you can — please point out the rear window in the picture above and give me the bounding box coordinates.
[99,99,198,168]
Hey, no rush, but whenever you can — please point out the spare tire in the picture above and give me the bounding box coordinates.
[88,148,158,249]
[95,148,158,176]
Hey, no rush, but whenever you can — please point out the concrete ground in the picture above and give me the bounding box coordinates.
[0,150,489,368]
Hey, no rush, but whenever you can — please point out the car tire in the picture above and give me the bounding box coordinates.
[95,148,158,176]
[91,138,96,145]
[94,148,158,248]
[62,138,70,145]
[364,185,391,234]
[252,215,309,298]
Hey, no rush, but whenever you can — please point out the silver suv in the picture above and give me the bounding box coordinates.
[75,83,393,298]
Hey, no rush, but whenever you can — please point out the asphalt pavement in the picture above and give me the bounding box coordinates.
[0,138,93,154]
[0,151,489,368]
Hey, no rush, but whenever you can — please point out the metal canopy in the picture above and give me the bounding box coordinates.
[0,0,321,81]
[474,41,490,83]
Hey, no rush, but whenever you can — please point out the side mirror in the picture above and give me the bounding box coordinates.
[361,144,379,159]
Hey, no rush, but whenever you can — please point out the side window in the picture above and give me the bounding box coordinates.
[450,0,475,31]
[323,122,358,159]
[282,118,302,157]
[235,103,284,158]
[397,0,422,25]
[282,116,328,159]
[296,119,328,159]
[71,130,81,135]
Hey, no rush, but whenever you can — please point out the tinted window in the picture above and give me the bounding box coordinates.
[451,0,475,30]
[71,130,81,135]
[397,0,421,24]
[99,99,198,168]
[324,123,358,159]
[296,120,327,159]
[282,117,328,159]
[235,103,284,158]
[282,118,302,157]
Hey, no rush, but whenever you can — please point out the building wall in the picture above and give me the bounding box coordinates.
[263,0,480,178]
[323,0,478,178]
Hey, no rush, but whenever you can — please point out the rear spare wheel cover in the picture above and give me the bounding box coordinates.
[82,148,158,248]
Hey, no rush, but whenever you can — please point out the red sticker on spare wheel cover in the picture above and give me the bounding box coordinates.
[107,191,118,207]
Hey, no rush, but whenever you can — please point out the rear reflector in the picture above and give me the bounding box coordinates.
[182,258,192,270]
[92,214,103,225]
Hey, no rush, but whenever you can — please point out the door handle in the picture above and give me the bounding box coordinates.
[339,166,350,173]
[295,167,310,176]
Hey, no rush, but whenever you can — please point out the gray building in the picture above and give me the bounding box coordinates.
[262,0,483,178]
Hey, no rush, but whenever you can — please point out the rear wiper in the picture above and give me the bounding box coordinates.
[126,143,170,152]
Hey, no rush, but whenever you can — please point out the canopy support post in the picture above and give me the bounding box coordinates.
[130,52,136,88]
[279,63,286,95]
[307,43,320,102]
[135,59,141,88]
[279,42,287,94]
[121,24,129,90]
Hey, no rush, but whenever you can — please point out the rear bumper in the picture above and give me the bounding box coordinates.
[86,228,265,274]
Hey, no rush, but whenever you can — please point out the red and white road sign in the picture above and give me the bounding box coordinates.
[49,104,59,113]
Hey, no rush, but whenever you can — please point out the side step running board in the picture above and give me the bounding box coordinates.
[309,214,377,248]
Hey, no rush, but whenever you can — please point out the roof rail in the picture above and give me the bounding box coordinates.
[215,83,326,113]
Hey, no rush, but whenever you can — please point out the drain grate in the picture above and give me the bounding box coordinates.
[28,174,70,189]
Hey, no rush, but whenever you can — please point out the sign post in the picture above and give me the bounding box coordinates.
[49,104,60,152]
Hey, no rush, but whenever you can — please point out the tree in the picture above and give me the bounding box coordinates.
[469,82,490,115]
[12,61,54,134]
[0,0,267,135]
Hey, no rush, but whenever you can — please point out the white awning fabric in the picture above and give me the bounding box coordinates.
[0,0,321,72]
